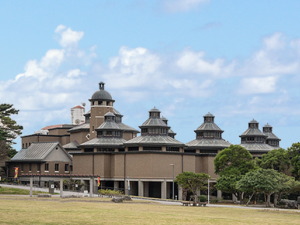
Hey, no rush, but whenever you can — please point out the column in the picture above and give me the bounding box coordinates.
[30,177,33,197]
[60,178,63,198]
[161,180,167,199]
[217,190,222,200]
[178,186,183,200]
[138,180,144,197]
[114,181,119,191]
[89,178,93,197]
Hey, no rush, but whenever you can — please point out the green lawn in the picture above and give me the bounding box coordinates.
[0,196,299,225]
[0,186,48,195]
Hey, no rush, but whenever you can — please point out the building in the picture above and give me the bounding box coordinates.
[239,119,279,157]
[6,82,282,199]
[8,142,72,186]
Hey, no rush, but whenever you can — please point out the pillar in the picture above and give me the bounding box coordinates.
[60,178,64,198]
[217,190,222,200]
[89,178,93,197]
[161,180,167,199]
[30,177,33,197]
[138,180,144,197]
[178,186,183,200]
[114,181,119,191]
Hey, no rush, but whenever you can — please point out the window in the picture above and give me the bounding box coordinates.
[29,164,32,172]
[65,164,69,172]
[45,163,49,172]
[37,164,41,172]
[55,164,59,172]
[21,164,24,172]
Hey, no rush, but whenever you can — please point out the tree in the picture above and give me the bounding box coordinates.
[258,148,291,174]
[287,143,300,180]
[214,145,256,201]
[175,171,210,203]
[215,172,243,201]
[236,169,295,207]
[0,104,23,159]
[214,145,256,176]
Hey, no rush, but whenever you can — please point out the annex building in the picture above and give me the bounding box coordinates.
[6,82,281,200]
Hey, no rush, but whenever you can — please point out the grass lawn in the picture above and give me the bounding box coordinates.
[0,196,299,225]
[0,186,50,195]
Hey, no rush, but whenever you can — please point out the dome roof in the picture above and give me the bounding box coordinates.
[90,82,114,102]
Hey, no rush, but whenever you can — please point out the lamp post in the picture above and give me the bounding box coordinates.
[170,164,175,200]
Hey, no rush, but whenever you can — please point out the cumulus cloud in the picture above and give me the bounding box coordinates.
[0,25,95,130]
[163,0,210,13]
[176,49,235,77]
[55,25,84,48]
[238,76,278,94]
[241,33,300,76]
[103,47,162,89]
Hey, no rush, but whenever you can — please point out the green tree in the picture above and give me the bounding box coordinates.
[175,171,210,203]
[237,169,295,207]
[214,145,256,176]
[258,148,291,174]
[215,172,243,201]
[287,143,300,180]
[214,145,256,201]
[0,104,23,159]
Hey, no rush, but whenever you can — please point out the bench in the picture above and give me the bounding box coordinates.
[182,201,207,207]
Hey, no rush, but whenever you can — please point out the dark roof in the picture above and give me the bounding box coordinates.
[240,128,267,137]
[240,143,276,152]
[68,123,90,132]
[118,122,139,133]
[186,139,231,149]
[140,118,169,128]
[124,135,185,147]
[11,142,67,161]
[80,137,127,148]
[90,82,114,102]
[264,131,281,140]
[63,141,80,150]
[195,123,223,132]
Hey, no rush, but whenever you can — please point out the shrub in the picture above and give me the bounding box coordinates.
[198,195,208,202]
[98,189,123,197]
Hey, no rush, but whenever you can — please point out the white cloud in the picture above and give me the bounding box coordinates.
[176,50,235,77]
[241,33,300,76]
[55,25,84,48]
[104,47,162,88]
[163,0,210,13]
[238,76,278,94]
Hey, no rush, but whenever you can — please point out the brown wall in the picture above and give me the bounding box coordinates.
[8,161,71,177]
[90,105,114,139]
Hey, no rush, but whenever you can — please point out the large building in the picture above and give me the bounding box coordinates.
[6,82,281,200]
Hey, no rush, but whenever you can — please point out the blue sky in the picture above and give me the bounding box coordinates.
[1,0,300,149]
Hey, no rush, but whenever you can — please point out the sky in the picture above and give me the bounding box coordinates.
[1,0,300,149]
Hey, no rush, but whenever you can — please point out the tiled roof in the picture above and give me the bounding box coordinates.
[97,121,121,130]
[264,132,281,140]
[186,139,231,148]
[239,143,275,152]
[141,118,169,127]
[240,128,267,137]
[196,123,223,131]
[124,135,185,147]
[68,123,90,132]
[118,122,139,133]
[63,141,80,149]
[11,142,60,161]
[80,137,126,147]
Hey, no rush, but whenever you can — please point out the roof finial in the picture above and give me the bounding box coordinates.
[99,82,105,90]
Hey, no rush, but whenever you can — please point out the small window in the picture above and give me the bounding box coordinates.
[55,164,59,172]
[29,164,32,172]
[65,164,69,172]
[45,163,49,172]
